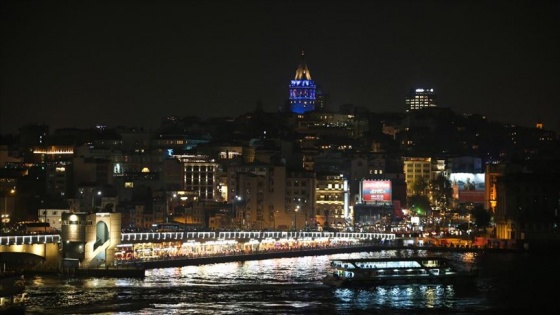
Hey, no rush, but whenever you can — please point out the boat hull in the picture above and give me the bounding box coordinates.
[322,272,477,288]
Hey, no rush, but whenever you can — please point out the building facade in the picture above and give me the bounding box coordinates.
[405,88,437,112]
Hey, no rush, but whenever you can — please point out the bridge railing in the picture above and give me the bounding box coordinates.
[121,231,218,243]
[0,231,398,246]
[120,231,398,243]
[0,234,61,246]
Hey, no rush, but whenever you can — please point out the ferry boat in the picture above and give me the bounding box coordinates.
[322,256,477,288]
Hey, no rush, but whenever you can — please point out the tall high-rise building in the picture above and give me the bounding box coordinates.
[405,88,437,112]
[289,51,316,114]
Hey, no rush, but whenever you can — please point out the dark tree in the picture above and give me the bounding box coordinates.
[430,174,453,212]
[471,205,492,233]
[411,177,429,196]
[407,195,432,216]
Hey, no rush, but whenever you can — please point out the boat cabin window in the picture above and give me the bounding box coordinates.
[372,261,422,269]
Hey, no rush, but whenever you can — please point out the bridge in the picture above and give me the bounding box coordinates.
[0,230,396,249]
[0,211,486,274]
[120,230,397,243]
[0,230,398,270]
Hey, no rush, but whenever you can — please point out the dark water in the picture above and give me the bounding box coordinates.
[24,249,559,314]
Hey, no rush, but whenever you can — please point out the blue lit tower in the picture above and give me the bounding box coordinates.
[289,51,316,114]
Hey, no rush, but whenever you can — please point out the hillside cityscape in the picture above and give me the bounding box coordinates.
[1,54,560,250]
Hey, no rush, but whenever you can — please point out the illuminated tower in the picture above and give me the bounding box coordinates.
[289,51,316,114]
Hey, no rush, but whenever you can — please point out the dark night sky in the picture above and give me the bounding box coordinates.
[1,0,559,135]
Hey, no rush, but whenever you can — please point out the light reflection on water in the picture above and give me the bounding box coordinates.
[24,249,550,314]
[335,285,458,311]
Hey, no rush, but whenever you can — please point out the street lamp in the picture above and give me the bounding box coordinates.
[1,188,15,234]
[232,196,241,228]
[92,190,101,211]
[2,189,15,215]
[166,192,178,223]
[294,205,299,231]
[180,196,188,231]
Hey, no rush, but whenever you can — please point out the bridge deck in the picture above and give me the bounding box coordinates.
[1,231,398,246]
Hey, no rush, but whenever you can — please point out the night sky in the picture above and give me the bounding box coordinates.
[1,0,559,135]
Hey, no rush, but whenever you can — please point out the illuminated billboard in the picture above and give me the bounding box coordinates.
[449,173,485,191]
[361,180,392,204]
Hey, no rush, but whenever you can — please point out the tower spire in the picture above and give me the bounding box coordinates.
[294,50,312,80]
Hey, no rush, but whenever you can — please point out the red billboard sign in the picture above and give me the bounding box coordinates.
[362,180,392,203]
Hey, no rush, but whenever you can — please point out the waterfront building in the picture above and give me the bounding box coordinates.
[312,150,345,174]
[38,208,72,231]
[196,143,244,162]
[165,190,202,227]
[402,157,445,197]
[0,145,22,169]
[315,172,346,229]
[493,159,560,248]
[172,153,220,201]
[229,163,288,230]
[285,170,315,230]
[405,88,437,112]
[44,161,72,199]
[153,133,211,153]
[446,156,483,174]
[293,112,368,141]
[484,163,509,214]
[73,157,114,188]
